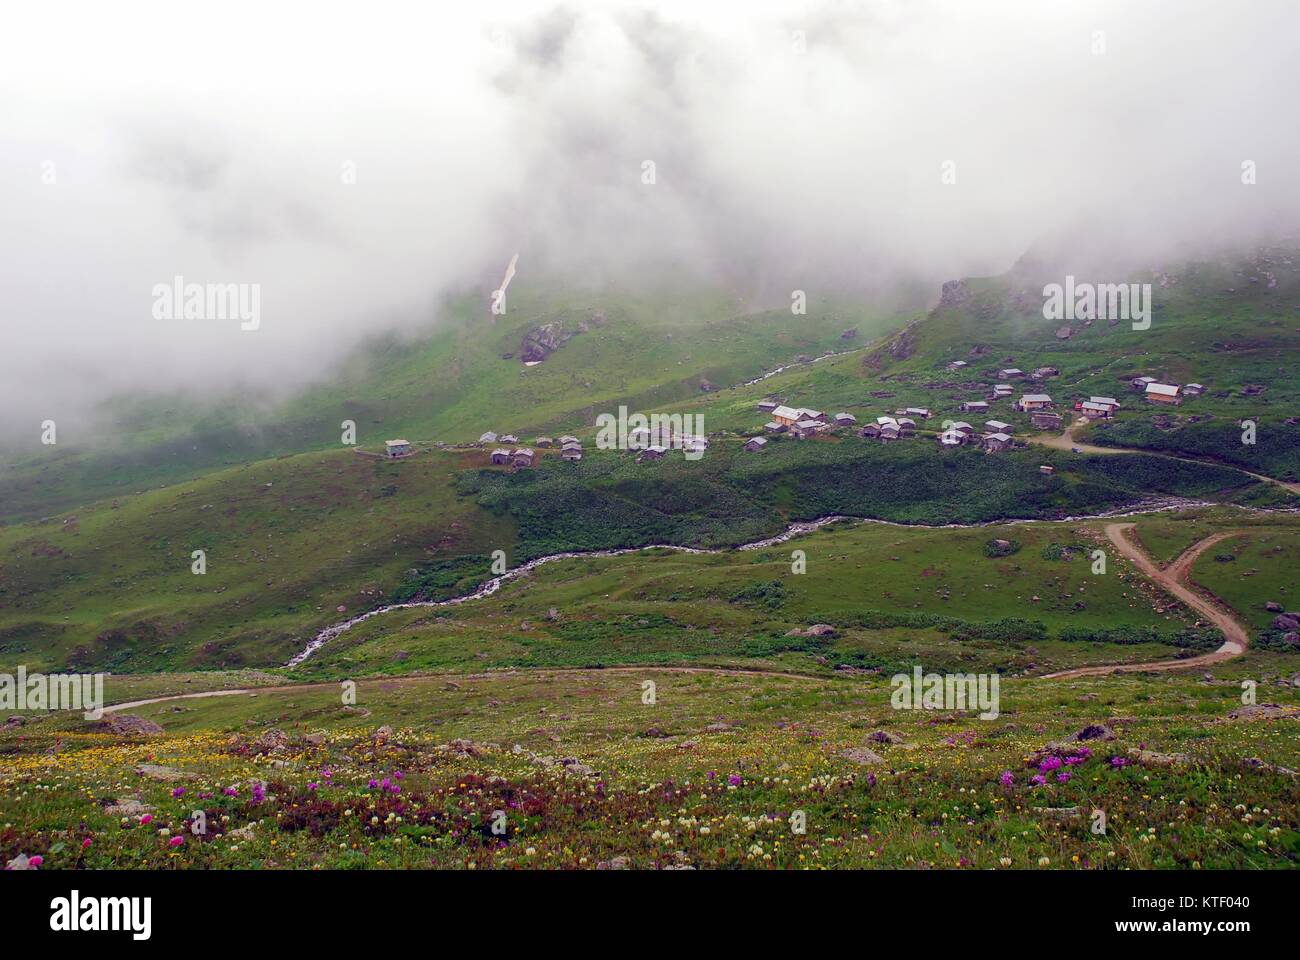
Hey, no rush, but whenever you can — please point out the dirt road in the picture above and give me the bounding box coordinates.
[102,525,1257,713]
[1041,523,1248,678]
[1031,420,1300,494]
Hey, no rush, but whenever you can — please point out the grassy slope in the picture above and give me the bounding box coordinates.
[654,244,1300,483]
[1188,529,1300,636]
[0,283,905,524]
[293,516,1238,680]
[0,435,1263,673]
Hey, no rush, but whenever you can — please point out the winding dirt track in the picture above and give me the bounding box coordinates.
[1041,524,1248,679]
[103,525,1257,713]
[1032,420,1300,495]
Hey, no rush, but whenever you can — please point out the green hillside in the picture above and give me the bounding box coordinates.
[0,281,913,524]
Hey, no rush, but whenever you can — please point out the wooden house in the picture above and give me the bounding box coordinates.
[1145,383,1181,405]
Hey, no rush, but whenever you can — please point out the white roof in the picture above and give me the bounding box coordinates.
[963,400,988,407]
[771,405,801,420]
[479,432,498,442]
[994,384,1012,391]
[897,417,916,427]
[492,448,511,457]
[797,408,825,420]
[985,433,1012,443]
[999,368,1023,375]
[1090,397,1120,406]
[646,445,668,454]
[939,431,964,444]
[795,419,822,429]
[1185,383,1203,389]
[385,439,410,447]
[905,407,930,415]
[1021,394,1052,403]
[561,441,582,450]
[950,421,973,432]
[1081,402,1110,412]
[985,420,1011,431]
[835,412,856,420]
[948,360,967,367]
[1134,376,1156,383]
[746,437,768,446]
[876,416,898,426]
[513,448,533,456]
[1145,383,1180,396]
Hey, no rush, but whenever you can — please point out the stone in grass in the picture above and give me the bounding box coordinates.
[841,746,886,765]
[1226,703,1299,722]
[1071,723,1117,742]
[866,730,906,744]
[103,798,152,817]
[1127,748,1189,768]
[135,764,186,781]
[785,624,837,638]
[101,714,164,736]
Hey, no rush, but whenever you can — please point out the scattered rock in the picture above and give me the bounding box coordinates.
[444,739,483,757]
[1071,723,1116,742]
[1032,806,1083,820]
[597,856,629,870]
[866,730,905,744]
[1265,601,1284,613]
[786,623,836,638]
[135,764,186,781]
[1226,703,1300,722]
[841,746,885,765]
[103,798,152,817]
[1243,757,1299,778]
[252,728,290,754]
[1271,613,1300,631]
[101,714,164,736]
[1127,748,1188,768]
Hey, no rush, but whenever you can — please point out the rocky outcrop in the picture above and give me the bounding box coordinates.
[101,714,164,736]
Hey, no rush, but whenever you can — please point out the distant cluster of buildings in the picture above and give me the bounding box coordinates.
[481,430,583,468]
[937,419,1016,453]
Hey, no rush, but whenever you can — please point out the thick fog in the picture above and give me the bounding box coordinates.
[2,0,1297,438]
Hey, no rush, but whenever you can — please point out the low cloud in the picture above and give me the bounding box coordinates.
[1,0,1296,439]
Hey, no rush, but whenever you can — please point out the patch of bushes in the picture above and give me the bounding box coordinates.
[985,538,1021,558]
[728,580,787,609]
[1057,625,1222,650]
[390,555,493,604]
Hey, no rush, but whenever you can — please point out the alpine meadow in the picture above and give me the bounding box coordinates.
[1,0,1297,939]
